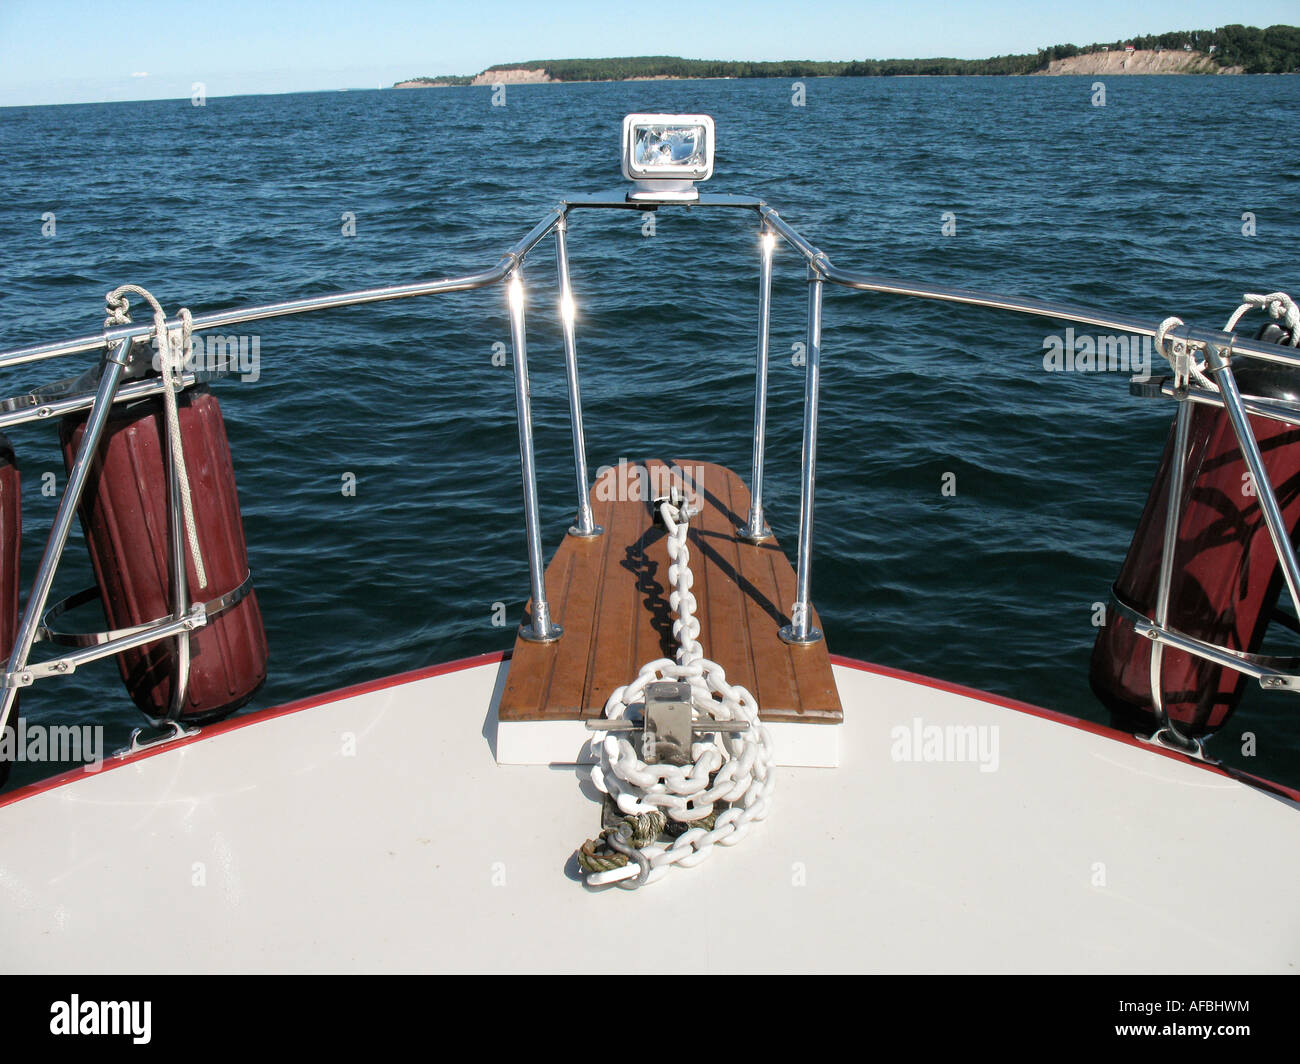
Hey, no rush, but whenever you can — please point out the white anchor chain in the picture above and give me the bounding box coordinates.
[584,494,775,888]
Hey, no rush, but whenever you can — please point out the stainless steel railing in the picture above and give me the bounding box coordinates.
[0,204,571,733]
[0,188,1296,751]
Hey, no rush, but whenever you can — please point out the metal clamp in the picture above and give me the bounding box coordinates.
[6,603,208,688]
[2,572,254,690]
[37,571,254,648]
[1110,587,1300,693]
[586,681,750,767]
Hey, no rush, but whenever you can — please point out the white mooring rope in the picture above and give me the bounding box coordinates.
[581,493,774,889]
[104,285,208,589]
[1154,315,1220,395]
[1155,291,1300,396]
[1225,291,1300,345]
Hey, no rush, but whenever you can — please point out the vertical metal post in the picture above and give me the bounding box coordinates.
[554,217,601,538]
[739,228,775,543]
[164,361,192,720]
[0,339,132,732]
[507,270,562,643]
[1205,341,1300,613]
[1147,395,1195,750]
[780,267,825,645]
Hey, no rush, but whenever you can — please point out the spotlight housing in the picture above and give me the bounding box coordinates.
[621,113,715,201]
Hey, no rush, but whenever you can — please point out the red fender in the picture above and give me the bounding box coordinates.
[61,386,267,722]
[1091,358,1300,737]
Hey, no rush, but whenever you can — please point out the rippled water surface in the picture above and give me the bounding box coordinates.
[1,76,1298,786]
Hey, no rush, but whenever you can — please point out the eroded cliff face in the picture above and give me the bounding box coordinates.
[1036,49,1240,75]
[395,67,555,88]
[470,67,554,85]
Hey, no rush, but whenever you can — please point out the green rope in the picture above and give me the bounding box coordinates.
[577,838,627,872]
[665,808,718,836]
[626,809,667,847]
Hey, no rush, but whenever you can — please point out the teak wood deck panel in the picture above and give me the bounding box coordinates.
[499,459,843,724]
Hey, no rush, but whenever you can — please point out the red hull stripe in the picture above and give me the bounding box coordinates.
[829,654,1300,805]
[0,650,508,809]
[1,650,1296,808]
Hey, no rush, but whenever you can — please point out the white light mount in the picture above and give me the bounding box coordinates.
[621,113,715,202]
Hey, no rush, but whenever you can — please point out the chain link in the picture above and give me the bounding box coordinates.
[580,495,775,888]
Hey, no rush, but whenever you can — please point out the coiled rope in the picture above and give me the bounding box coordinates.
[104,285,208,589]
[578,492,774,889]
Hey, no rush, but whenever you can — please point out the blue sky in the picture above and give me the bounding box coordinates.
[1,0,1296,106]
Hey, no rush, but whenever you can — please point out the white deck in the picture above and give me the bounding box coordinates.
[1,656,1296,973]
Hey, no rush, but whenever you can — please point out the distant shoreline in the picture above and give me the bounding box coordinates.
[395,31,1300,87]
[395,61,1251,89]
[392,51,1239,88]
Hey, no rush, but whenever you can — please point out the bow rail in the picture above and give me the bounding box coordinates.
[0,192,1297,756]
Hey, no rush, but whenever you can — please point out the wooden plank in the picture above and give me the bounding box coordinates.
[585,460,671,713]
[681,461,758,703]
[499,460,842,724]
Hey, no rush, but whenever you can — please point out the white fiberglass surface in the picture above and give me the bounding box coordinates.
[0,659,1295,973]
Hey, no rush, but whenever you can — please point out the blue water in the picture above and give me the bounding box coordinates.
[1,75,1298,786]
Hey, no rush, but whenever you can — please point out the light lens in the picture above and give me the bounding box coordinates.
[632,123,708,172]
[621,113,715,185]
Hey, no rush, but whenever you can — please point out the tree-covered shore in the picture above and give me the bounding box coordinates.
[399,24,1299,85]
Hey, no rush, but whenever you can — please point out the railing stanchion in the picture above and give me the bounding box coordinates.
[1147,391,1196,750]
[164,365,193,720]
[780,266,825,645]
[0,339,133,731]
[506,269,562,644]
[554,217,601,538]
[739,227,775,543]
